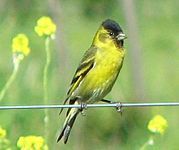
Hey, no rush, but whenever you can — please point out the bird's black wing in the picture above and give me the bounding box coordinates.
[59,46,97,114]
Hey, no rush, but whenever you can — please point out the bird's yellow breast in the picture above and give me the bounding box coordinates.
[92,46,124,86]
[76,45,125,102]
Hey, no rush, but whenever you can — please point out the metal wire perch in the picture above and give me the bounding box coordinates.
[0,102,179,110]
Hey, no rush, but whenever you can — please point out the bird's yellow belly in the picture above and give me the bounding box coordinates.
[76,49,124,102]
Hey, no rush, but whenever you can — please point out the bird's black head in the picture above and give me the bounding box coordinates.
[102,19,123,36]
[101,19,126,47]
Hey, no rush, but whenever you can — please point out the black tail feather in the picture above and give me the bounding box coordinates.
[57,110,79,144]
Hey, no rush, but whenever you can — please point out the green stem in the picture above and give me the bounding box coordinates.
[140,136,154,150]
[0,56,20,102]
[140,141,148,150]
[43,36,51,141]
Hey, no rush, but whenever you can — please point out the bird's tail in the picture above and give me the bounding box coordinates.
[57,104,79,144]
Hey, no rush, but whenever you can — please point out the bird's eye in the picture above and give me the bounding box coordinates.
[109,32,114,36]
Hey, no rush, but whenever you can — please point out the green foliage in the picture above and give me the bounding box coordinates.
[0,0,178,149]
[81,0,117,18]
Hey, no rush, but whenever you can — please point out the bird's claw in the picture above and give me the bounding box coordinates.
[80,103,87,116]
[116,102,123,116]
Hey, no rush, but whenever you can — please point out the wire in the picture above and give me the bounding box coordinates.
[0,102,179,110]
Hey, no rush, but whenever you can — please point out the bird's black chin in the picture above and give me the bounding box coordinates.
[116,40,124,48]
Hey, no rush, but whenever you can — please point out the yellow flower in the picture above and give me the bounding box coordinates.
[148,115,168,135]
[17,135,48,150]
[12,34,30,56]
[34,16,56,37]
[0,126,6,138]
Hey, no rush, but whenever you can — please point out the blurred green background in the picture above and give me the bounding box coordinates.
[0,0,178,149]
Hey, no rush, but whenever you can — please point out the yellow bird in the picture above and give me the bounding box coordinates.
[57,19,126,143]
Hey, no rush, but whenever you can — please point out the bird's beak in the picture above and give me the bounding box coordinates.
[116,33,127,41]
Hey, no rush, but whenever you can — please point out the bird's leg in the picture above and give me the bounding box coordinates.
[79,102,87,116]
[102,99,123,115]
[101,99,113,103]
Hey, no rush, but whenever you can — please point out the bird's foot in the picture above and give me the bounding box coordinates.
[102,99,123,115]
[80,102,87,116]
[115,102,123,116]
